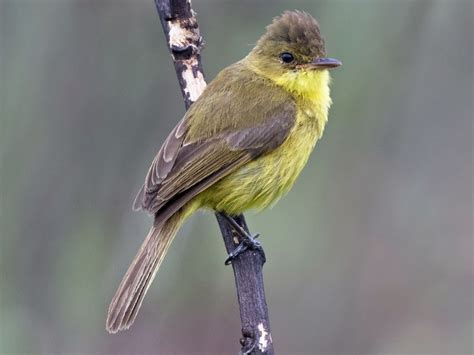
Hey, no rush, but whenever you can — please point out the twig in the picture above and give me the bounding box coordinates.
[215,214,273,354]
[153,1,273,353]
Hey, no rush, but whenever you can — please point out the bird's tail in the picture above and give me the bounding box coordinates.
[106,208,188,333]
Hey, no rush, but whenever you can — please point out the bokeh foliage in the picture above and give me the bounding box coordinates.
[0,0,472,353]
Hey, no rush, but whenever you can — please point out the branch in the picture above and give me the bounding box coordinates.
[215,214,273,354]
[154,1,273,353]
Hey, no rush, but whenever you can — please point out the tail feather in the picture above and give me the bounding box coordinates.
[106,210,185,333]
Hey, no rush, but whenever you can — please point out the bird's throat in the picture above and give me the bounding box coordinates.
[274,69,332,108]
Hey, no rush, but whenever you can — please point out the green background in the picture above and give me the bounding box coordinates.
[1,0,472,354]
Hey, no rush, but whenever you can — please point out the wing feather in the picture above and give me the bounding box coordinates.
[133,63,296,216]
[133,118,187,210]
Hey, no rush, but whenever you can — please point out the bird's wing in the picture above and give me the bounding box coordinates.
[133,65,296,222]
[132,117,187,211]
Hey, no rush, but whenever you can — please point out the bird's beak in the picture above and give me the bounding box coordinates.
[310,57,342,69]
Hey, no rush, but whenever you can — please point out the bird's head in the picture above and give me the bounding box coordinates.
[247,11,341,96]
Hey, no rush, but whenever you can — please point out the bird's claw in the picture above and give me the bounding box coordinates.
[225,232,266,265]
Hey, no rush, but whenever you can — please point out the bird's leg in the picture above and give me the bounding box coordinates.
[218,212,266,265]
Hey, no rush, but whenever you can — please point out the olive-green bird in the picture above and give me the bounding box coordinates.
[106,10,341,333]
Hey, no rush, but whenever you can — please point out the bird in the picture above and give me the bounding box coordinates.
[106,10,341,333]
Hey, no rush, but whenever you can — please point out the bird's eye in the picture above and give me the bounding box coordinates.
[280,52,294,63]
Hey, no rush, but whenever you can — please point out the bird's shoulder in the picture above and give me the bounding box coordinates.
[184,61,295,143]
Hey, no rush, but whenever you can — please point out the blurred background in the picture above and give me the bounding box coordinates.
[1,0,472,354]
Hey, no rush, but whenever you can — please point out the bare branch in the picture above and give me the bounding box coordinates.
[153,1,273,353]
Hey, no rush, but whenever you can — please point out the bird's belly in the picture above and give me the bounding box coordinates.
[200,119,321,215]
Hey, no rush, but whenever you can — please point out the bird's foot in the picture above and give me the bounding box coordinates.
[224,232,265,265]
[219,213,266,265]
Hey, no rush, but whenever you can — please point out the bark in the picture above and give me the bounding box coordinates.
[154,1,274,353]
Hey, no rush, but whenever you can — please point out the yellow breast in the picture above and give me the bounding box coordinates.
[199,69,332,214]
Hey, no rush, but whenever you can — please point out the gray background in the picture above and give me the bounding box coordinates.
[1,0,472,354]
